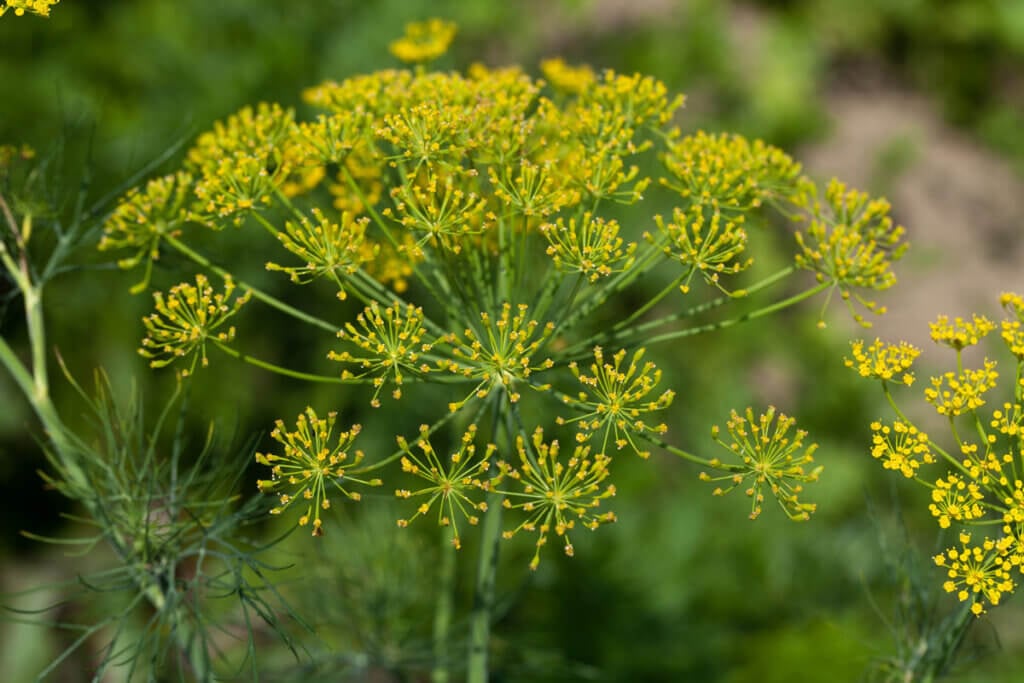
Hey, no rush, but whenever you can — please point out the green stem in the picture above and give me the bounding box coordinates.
[608,281,830,351]
[163,235,338,333]
[467,394,509,683]
[432,524,456,683]
[467,485,503,683]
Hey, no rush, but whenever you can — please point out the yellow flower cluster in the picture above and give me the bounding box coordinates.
[256,408,381,536]
[443,303,555,407]
[702,406,821,520]
[852,294,1024,615]
[0,0,58,17]
[560,347,674,458]
[394,424,494,548]
[329,301,435,407]
[388,18,457,64]
[870,420,934,478]
[929,314,995,350]
[652,206,751,293]
[661,131,803,214]
[138,274,250,376]
[845,339,920,385]
[924,360,999,417]
[934,533,1016,615]
[99,172,193,293]
[540,213,636,282]
[540,58,596,95]
[793,179,908,326]
[494,427,617,570]
[265,208,371,297]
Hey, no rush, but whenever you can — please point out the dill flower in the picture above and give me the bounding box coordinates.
[540,212,637,282]
[388,18,457,64]
[559,347,674,458]
[793,179,908,326]
[540,58,596,95]
[494,428,617,570]
[929,314,995,350]
[99,172,195,294]
[660,131,803,213]
[934,532,1016,615]
[869,420,934,478]
[186,103,298,225]
[138,274,251,376]
[442,303,555,408]
[490,160,578,219]
[652,206,751,293]
[924,360,999,417]
[328,301,436,407]
[256,407,381,536]
[394,424,494,548]
[929,473,985,529]
[265,208,371,298]
[845,338,920,385]
[383,169,489,250]
[0,0,58,17]
[701,406,821,520]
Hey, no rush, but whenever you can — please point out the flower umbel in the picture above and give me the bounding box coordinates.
[845,338,920,385]
[0,0,59,17]
[934,532,1016,615]
[265,208,371,298]
[702,406,821,520]
[870,419,935,478]
[394,424,494,548]
[255,407,381,536]
[138,274,251,376]
[560,347,674,458]
[494,428,617,570]
[100,172,195,294]
[388,18,457,64]
[329,301,436,407]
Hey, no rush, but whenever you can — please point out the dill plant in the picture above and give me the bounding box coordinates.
[1,17,912,682]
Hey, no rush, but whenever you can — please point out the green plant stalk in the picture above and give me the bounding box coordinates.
[432,524,456,683]
[467,485,504,683]
[1,207,212,680]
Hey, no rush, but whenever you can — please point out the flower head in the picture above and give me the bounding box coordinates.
[929,473,985,529]
[389,18,457,64]
[845,339,920,385]
[329,301,436,407]
[660,132,803,213]
[255,408,381,536]
[265,208,371,297]
[540,58,596,95]
[541,212,636,282]
[100,172,195,294]
[702,406,821,520]
[494,427,617,570]
[394,424,494,548]
[0,0,59,17]
[934,532,1016,616]
[652,206,751,293]
[559,347,674,458]
[870,419,934,478]
[442,303,555,408]
[924,360,999,417]
[793,179,908,326]
[929,314,995,350]
[138,274,251,376]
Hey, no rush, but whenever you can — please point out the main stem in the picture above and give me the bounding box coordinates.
[467,485,504,682]
[432,524,457,683]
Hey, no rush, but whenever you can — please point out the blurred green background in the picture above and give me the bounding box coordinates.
[2,0,1024,680]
